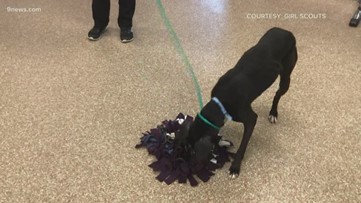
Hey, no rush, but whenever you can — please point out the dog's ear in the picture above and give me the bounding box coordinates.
[194,136,213,162]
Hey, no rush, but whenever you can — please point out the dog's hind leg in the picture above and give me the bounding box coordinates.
[269,46,297,123]
[268,75,290,123]
[229,107,258,178]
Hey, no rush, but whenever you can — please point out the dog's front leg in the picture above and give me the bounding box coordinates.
[229,109,258,179]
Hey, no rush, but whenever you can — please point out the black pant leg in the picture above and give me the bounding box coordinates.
[118,0,136,29]
[92,0,111,28]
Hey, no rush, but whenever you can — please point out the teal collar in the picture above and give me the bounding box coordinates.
[197,113,221,131]
[212,97,233,121]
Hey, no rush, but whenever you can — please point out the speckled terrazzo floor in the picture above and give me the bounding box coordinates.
[1,0,360,202]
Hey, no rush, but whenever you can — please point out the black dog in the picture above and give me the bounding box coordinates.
[185,27,298,178]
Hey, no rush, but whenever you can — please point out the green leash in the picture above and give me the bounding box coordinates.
[197,113,221,131]
[156,0,222,130]
[156,0,204,109]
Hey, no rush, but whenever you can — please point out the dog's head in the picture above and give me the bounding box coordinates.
[176,116,217,164]
[192,133,214,164]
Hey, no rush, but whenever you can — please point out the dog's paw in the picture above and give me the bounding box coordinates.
[229,167,240,179]
[268,115,278,124]
[218,139,233,148]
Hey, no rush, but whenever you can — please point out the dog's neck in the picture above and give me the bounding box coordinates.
[199,100,227,129]
[188,100,226,145]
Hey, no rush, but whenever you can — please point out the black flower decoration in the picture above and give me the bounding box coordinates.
[135,113,234,186]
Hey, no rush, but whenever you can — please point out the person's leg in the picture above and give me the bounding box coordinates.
[118,0,136,29]
[118,0,136,42]
[88,0,110,40]
[93,0,111,28]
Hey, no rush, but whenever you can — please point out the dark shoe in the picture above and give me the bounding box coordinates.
[88,26,107,41]
[120,28,134,43]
